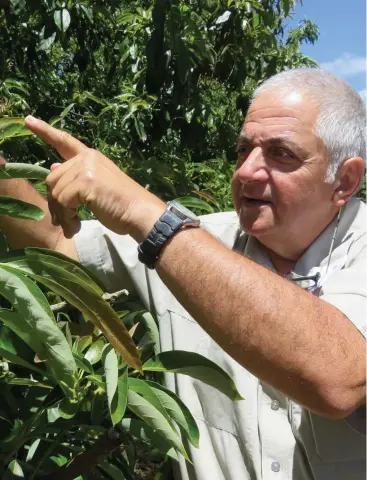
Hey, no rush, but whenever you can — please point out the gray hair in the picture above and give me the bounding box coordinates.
[252,68,366,182]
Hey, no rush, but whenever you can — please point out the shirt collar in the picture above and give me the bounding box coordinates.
[234,198,363,293]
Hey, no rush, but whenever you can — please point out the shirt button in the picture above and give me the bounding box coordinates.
[271,400,280,410]
[271,461,281,472]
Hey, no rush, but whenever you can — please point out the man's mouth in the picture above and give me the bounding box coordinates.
[242,196,272,206]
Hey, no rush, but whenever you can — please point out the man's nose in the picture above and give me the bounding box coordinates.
[237,147,269,183]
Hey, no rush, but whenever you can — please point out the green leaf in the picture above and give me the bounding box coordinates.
[120,418,178,461]
[282,0,291,17]
[0,197,45,221]
[4,80,29,96]
[98,460,126,480]
[103,345,118,408]
[59,103,75,119]
[144,380,200,447]
[81,92,107,106]
[215,10,231,24]
[54,9,71,33]
[5,459,24,479]
[73,352,94,374]
[143,351,244,401]
[0,118,33,142]
[127,390,190,461]
[103,345,128,425]
[128,378,174,428]
[73,335,92,354]
[0,163,50,181]
[174,196,214,214]
[0,325,47,377]
[91,391,105,425]
[39,31,57,51]
[133,116,147,142]
[58,397,79,419]
[0,118,25,126]
[9,0,25,14]
[114,370,128,425]
[0,248,142,371]
[7,378,53,389]
[85,336,106,365]
[137,311,160,354]
[0,346,46,377]
[80,5,93,23]
[0,266,77,396]
[252,12,260,28]
[26,438,41,462]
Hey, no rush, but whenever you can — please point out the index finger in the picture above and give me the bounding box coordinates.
[25,115,87,161]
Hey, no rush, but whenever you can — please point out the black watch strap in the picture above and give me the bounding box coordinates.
[138,210,184,269]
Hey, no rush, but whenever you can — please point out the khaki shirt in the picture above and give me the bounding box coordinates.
[75,197,366,480]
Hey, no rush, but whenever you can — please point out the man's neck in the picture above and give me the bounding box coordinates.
[256,208,341,275]
[264,248,299,275]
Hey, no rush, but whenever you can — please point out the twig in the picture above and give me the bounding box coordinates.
[51,289,129,314]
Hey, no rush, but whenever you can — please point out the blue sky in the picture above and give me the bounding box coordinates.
[288,0,366,100]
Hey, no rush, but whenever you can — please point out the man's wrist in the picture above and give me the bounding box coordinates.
[128,200,166,243]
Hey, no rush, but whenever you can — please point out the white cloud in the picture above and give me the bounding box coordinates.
[320,53,366,77]
[359,89,366,102]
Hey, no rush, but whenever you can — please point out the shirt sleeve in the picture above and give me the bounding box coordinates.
[319,233,366,435]
[74,219,138,294]
[319,233,367,338]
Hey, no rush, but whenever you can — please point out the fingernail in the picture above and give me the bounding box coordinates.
[25,115,36,123]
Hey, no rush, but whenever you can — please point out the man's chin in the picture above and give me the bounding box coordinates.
[239,218,275,238]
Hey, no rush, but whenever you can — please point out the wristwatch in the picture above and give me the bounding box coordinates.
[137,200,200,269]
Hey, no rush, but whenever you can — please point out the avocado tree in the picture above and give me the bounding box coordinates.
[0,0,319,211]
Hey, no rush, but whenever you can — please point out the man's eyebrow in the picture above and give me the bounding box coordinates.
[236,135,252,150]
[236,134,303,151]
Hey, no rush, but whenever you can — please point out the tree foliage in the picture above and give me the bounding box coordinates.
[0,0,319,211]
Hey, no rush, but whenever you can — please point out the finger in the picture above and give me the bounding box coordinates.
[25,116,87,160]
[62,215,81,239]
[55,179,83,210]
[46,156,79,189]
[48,188,80,235]
[48,163,80,200]
[48,195,61,226]
[50,162,62,171]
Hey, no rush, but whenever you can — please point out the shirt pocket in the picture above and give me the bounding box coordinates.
[289,401,366,464]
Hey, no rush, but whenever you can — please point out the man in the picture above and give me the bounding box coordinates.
[0,68,365,479]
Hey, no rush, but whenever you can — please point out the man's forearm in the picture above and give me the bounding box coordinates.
[156,227,366,418]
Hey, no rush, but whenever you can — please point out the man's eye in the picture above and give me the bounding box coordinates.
[237,144,251,155]
[268,147,294,158]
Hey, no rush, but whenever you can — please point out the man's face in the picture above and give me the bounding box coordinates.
[232,90,337,248]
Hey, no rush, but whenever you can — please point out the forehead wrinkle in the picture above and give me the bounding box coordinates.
[246,104,304,119]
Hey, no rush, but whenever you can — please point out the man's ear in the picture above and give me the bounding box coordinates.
[331,157,365,207]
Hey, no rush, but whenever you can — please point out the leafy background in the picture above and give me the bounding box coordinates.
[0,0,320,212]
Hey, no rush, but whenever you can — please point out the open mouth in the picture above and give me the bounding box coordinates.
[243,196,272,206]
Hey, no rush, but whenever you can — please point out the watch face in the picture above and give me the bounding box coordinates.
[169,201,199,221]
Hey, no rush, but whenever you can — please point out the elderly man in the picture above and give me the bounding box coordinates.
[0,68,365,479]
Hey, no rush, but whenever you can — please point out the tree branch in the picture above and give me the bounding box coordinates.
[40,428,124,480]
[51,289,129,314]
